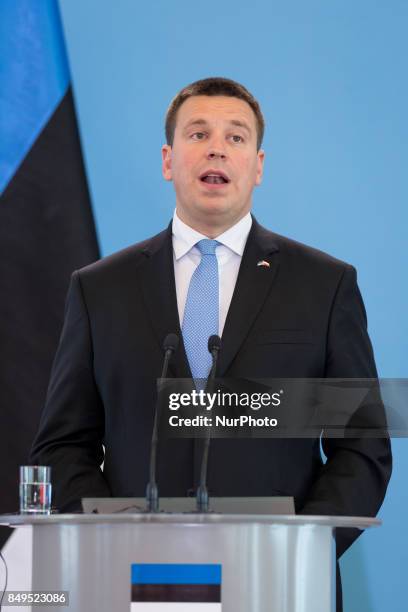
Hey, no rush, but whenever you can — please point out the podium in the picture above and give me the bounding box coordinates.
[2,513,380,612]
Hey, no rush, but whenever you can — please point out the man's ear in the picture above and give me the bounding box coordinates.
[255,149,265,186]
[162,145,172,181]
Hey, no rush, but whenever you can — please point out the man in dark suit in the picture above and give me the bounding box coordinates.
[31,77,391,611]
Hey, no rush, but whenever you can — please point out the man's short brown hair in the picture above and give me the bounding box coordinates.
[165,77,265,151]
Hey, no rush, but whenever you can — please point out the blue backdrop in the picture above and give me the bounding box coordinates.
[58,1,408,609]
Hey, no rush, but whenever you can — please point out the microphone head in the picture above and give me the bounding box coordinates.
[208,334,221,354]
[163,333,179,353]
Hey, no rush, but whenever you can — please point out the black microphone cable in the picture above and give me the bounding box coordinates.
[0,548,8,611]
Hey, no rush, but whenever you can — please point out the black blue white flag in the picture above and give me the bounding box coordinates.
[0,0,99,545]
[131,563,222,611]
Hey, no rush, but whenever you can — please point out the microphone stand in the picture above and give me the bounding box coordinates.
[146,333,179,512]
[196,335,221,513]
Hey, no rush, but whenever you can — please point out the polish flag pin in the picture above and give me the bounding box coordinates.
[257,260,270,268]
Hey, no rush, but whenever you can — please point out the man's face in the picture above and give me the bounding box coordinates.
[162,95,264,233]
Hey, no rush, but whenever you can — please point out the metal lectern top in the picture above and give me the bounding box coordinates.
[0,512,381,529]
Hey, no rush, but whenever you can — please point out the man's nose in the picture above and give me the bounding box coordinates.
[206,135,226,160]
[207,148,226,160]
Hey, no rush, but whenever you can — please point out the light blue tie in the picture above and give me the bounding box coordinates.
[182,239,219,381]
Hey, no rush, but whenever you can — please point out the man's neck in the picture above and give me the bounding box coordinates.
[175,209,251,238]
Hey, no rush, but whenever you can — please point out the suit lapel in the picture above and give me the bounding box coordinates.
[137,223,191,378]
[218,217,280,376]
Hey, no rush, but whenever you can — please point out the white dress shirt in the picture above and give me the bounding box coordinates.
[172,210,252,337]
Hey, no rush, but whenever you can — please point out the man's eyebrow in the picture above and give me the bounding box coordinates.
[229,119,251,134]
[183,119,209,131]
[182,118,252,134]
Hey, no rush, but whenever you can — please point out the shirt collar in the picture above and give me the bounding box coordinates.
[172,209,252,261]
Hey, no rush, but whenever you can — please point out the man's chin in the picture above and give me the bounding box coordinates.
[176,197,251,232]
[196,203,251,232]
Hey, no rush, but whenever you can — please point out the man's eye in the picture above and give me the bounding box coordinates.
[191,132,206,140]
[231,135,243,143]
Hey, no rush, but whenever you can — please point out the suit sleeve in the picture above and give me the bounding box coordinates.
[299,265,392,557]
[30,271,111,511]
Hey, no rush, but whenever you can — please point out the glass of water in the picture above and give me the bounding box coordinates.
[19,466,52,514]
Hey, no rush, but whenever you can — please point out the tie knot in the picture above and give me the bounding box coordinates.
[196,239,219,256]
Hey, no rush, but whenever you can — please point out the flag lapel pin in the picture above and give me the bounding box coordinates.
[257,260,270,268]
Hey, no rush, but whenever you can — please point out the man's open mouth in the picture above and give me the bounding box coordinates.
[199,171,230,185]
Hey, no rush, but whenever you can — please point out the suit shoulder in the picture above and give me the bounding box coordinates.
[261,226,355,274]
[75,227,168,282]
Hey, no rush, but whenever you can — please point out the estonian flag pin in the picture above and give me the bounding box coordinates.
[257,260,270,268]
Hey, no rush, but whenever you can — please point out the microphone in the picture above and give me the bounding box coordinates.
[146,333,179,512]
[208,334,222,378]
[196,335,221,513]
[163,333,180,358]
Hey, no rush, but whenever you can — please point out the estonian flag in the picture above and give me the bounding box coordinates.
[0,0,100,545]
[131,564,222,611]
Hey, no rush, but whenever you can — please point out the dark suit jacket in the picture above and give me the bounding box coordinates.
[31,217,391,610]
